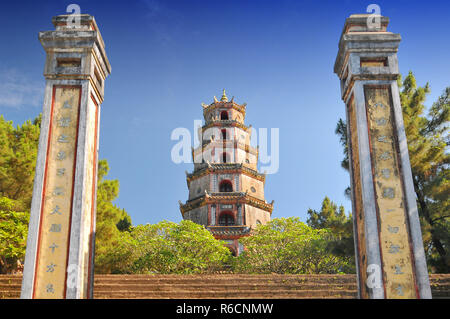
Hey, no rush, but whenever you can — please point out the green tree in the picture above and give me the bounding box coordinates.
[0,115,40,208]
[0,115,40,273]
[307,196,355,273]
[335,73,449,272]
[235,217,351,274]
[97,220,232,274]
[0,197,29,273]
[398,74,449,272]
[94,159,133,273]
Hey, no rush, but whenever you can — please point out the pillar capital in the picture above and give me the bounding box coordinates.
[39,14,111,103]
[335,14,401,101]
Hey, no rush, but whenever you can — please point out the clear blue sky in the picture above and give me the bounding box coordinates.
[0,0,449,225]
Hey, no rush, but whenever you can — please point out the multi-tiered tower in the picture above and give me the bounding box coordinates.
[179,90,273,255]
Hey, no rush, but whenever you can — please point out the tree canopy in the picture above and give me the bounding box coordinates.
[0,116,39,273]
[235,217,352,274]
[307,197,355,273]
[94,159,133,273]
[398,73,449,272]
[95,220,232,274]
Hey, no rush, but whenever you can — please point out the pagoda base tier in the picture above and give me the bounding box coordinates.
[207,225,251,238]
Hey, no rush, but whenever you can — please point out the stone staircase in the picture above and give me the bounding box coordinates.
[1,274,449,299]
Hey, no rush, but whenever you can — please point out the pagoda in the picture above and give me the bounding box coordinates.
[179,90,274,255]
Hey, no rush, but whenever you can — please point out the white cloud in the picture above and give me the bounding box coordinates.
[0,68,43,108]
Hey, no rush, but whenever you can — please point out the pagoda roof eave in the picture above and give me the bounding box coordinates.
[186,163,265,184]
[201,120,250,132]
[179,192,274,215]
[202,101,247,115]
[207,225,252,237]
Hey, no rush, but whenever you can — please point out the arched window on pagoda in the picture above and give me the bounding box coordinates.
[219,180,233,192]
[218,211,235,226]
[220,111,229,120]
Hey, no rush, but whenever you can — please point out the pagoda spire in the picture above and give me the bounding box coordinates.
[220,89,228,102]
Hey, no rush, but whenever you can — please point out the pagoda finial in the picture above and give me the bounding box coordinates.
[221,89,228,102]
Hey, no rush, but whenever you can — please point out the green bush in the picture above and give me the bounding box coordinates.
[235,217,352,274]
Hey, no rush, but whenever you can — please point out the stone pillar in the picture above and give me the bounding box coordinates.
[334,14,431,299]
[21,14,111,299]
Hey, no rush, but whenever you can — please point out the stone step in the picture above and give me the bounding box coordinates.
[0,280,22,286]
[93,276,358,285]
[92,289,357,299]
[0,291,20,299]
[93,283,357,292]
[430,276,450,284]
[0,284,22,289]
[1,274,448,299]
[95,274,356,279]
[93,278,356,285]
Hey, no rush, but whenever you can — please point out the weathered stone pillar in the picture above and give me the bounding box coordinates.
[21,14,111,299]
[334,14,431,299]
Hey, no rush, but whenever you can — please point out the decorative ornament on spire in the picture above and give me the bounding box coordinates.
[221,89,228,102]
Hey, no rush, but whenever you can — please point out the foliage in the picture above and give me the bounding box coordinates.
[307,197,355,273]
[335,118,349,172]
[0,115,40,208]
[97,220,232,274]
[398,74,449,272]
[335,72,449,273]
[0,115,40,273]
[94,159,133,273]
[0,197,29,273]
[235,217,351,274]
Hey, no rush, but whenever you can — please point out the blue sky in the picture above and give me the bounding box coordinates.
[0,0,449,225]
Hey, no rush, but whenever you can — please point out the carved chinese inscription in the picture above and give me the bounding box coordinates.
[33,86,81,298]
[365,86,417,298]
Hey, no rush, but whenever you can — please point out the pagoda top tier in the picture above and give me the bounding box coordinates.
[201,89,247,112]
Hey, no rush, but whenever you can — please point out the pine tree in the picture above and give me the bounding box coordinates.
[399,73,449,272]
[307,197,355,273]
[0,115,40,207]
[94,159,134,273]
